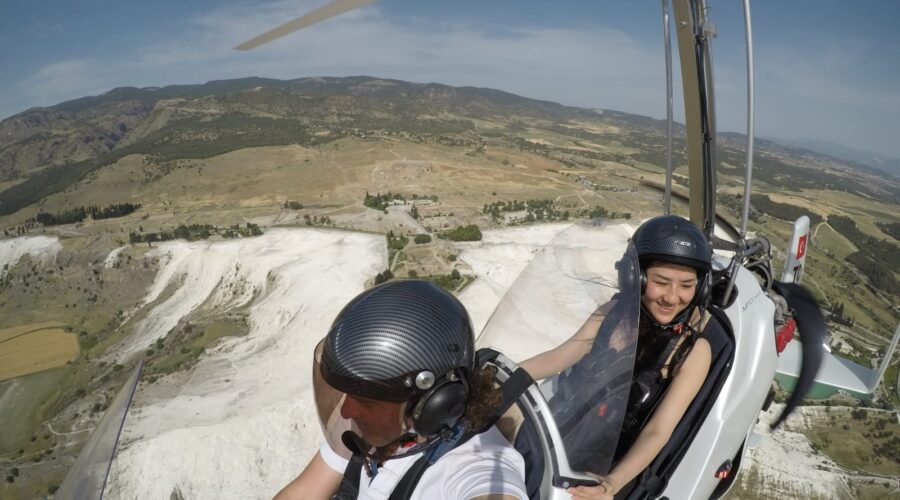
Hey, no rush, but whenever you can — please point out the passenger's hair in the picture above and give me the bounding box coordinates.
[461,365,502,432]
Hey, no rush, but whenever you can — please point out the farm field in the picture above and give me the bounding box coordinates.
[0,323,79,381]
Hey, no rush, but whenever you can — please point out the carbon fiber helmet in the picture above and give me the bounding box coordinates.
[632,215,712,317]
[318,280,475,437]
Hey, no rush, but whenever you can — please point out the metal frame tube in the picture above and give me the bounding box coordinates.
[662,0,674,215]
[739,0,755,237]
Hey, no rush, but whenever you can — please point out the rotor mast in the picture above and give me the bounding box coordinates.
[671,0,717,237]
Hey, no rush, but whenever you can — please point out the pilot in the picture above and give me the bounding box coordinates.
[520,215,714,500]
[275,280,527,500]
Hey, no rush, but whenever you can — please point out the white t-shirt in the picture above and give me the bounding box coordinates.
[320,426,528,500]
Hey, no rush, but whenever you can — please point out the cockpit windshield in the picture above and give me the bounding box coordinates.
[476,219,640,477]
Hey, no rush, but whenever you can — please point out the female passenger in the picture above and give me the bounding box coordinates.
[520,215,714,500]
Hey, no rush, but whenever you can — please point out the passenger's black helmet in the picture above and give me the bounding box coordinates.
[632,215,712,273]
[632,216,713,323]
[319,280,476,403]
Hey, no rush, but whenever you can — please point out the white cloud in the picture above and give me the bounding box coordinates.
[20,59,107,106]
[16,1,668,119]
[10,1,900,157]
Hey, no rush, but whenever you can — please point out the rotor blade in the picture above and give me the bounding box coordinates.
[769,282,826,429]
[234,0,377,51]
[55,359,144,500]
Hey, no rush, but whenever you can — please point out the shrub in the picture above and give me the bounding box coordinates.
[441,225,482,242]
[413,234,432,244]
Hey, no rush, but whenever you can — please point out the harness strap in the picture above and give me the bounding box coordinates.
[387,454,431,500]
[335,351,535,499]
[331,454,364,500]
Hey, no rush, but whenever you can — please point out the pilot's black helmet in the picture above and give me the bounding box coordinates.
[317,280,476,437]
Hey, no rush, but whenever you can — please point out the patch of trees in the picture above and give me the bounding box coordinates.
[387,231,408,251]
[483,200,527,217]
[303,215,333,226]
[365,192,402,211]
[283,201,304,210]
[36,207,88,226]
[828,215,899,296]
[850,407,869,420]
[511,137,552,154]
[483,199,574,223]
[33,201,140,227]
[413,234,432,244]
[440,225,483,242]
[876,221,900,241]
[386,231,408,263]
[91,202,141,220]
[717,193,757,220]
[129,223,261,244]
[365,192,437,212]
[829,302,855,327]
[423,269,465,292]
[373,269,394,285]
[581,205,632,220]
[750,194,822,225]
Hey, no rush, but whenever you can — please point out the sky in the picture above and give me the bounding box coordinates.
[2,0,899,158]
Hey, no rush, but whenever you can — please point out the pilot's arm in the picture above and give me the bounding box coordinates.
[520,301,616,381]
[273,451,342,500]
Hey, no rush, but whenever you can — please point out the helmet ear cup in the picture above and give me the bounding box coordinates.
[410,378,468,437]
[694,271,711,307]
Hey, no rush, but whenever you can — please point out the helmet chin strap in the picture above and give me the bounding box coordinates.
[640,303,695,332]
[341,425,463,478]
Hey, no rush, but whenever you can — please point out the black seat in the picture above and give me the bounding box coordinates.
[621,306,735,499]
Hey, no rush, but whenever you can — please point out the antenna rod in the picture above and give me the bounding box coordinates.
[739,0,755,237]
[662,0,674,215]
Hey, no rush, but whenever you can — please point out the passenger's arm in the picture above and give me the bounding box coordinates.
[600,338,712,497]
[273,451,342,500]
[519,310,603,381]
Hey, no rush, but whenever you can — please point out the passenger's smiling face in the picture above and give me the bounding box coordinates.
[641,262,698,324]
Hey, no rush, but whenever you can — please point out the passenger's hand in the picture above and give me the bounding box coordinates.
[566,477,616,500]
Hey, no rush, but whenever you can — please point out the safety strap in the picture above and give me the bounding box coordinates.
[331,454,364,500]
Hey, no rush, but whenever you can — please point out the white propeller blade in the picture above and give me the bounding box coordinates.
[234,0,377,51]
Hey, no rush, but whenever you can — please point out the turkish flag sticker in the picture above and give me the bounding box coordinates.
[797,234,807,258]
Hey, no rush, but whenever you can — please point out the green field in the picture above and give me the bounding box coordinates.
[813,222,858,260]
[0,367,69,454]
[801,410,900,477]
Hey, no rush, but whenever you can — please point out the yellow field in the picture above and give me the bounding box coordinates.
[0,321,65,342]
[0,323,79,381]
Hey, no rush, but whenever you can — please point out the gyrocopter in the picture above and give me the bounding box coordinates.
[52,0,900,499]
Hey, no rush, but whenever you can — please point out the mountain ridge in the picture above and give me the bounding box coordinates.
[1,76,898,217]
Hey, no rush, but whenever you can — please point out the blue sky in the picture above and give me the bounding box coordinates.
[2,0,899,158]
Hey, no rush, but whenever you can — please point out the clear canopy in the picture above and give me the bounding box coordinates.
[476,220,640,476]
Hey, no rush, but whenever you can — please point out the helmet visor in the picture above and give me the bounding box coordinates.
[313,340,410,459]
[312,339,357,460]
